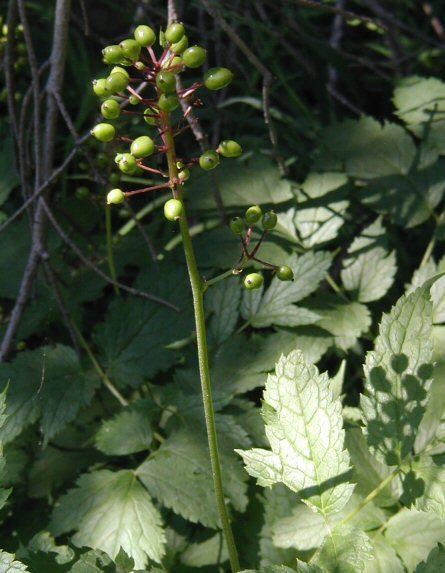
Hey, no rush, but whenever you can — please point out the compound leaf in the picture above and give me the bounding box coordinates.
[361,281,435,465]
[237,350,354,516]
[50,469,165,568]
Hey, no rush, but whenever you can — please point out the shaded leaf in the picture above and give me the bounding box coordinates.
[180,533,228,567]
[0,345,99,445]
[414,544,445,572]
[95,410,152,456]
[250,251,331,328]
[384,508,445,571]
[361,281,435,465]
[0,551,29,572]
[341,218,397,302]
[207,278,241,345]
[393,76,445,155]
[363,535,404,573]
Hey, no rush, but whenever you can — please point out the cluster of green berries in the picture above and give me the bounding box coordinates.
[0,17,27,104]
[229,204,294,289]
[90,22,242,213]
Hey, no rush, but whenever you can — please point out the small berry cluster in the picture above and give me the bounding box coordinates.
[229,205,294,289]
[89,22,242,212]
[0,17,27,104]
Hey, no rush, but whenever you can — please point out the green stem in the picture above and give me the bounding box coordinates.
[161,109,241,573]
[340,467,400,526]
[106,205,120,296]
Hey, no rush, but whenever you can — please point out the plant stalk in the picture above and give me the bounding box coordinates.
[160,110,241,572]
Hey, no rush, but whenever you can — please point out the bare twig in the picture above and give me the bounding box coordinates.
[200,0,287,176]
[423,3,445,39]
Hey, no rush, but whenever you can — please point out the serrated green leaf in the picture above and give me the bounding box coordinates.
[272,503,327,550]
[307,295,371,351]
[407,256,445,323]
[0,345,99,445]
[29,445,98,499]
[136,417,248,528]
[411,457,445,519]
[259,485,297,568]
[180,533,228,567]
[414,544,445,572]
[95,410,152,456]
[314,524,373,573]
[28,530,75,564]
[295,563,324,573]
[393,76,445,155]
[207,278,241,345]
[294,172,349,248]
[249,251,331,328]
[68,549,113,573]
[361,281,435,465]
[415,326,445,454]
[275,326,333,364]
[384,508,445,571]
[331,360,346,400]
[363,535,404,573]
[0,551,29,572]
[345,428,400,507]
[341,218,396,302]
[238,350,354,516]
[188,154,294,211]
[93,264,193,388]
[50,469,165,568]
[242,567,296,573]
[318,117,445,227]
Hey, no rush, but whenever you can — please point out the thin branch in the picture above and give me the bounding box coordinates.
[42,201,180,311]
[200,0,287,176]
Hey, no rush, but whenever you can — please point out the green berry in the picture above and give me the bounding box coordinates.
[115,153,124,164]
[168,56,183,69]
[130,135,155,158]
[107,188,125,205]
[119,39,141,61]
[178,168,190,182]
[134,61,146,71]
[102,44,124,65]
[117,153,137,174]
[134,25,156,47]
[164,198,183,221]
[183,46,207,68]
[101,99,121,119]
[111,66,129,78]
[106,72,129,93]
[245,205,262,224]
[165,22,185,44]
[277,266,294,281]
[96,152,109,168]
[204,67,233,90]
[244,273,264,290]
[261,210,278,230]
[171,35,188,54]
[129,95,139,105]
[229,216,245,235]
[91,123,115,142]
[199,150,220,171]
[75,186,90,200]
[158,93,180,112]
[217,140,242,158]
[143,108,158,125]
[92,78,110,98]
[109,172,121,185]
[156,71,176,93]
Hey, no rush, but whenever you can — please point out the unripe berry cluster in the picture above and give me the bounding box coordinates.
[89,22,242,214]
[229,204,294,289]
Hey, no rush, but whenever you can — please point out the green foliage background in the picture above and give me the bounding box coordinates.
[1,1,445,572]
